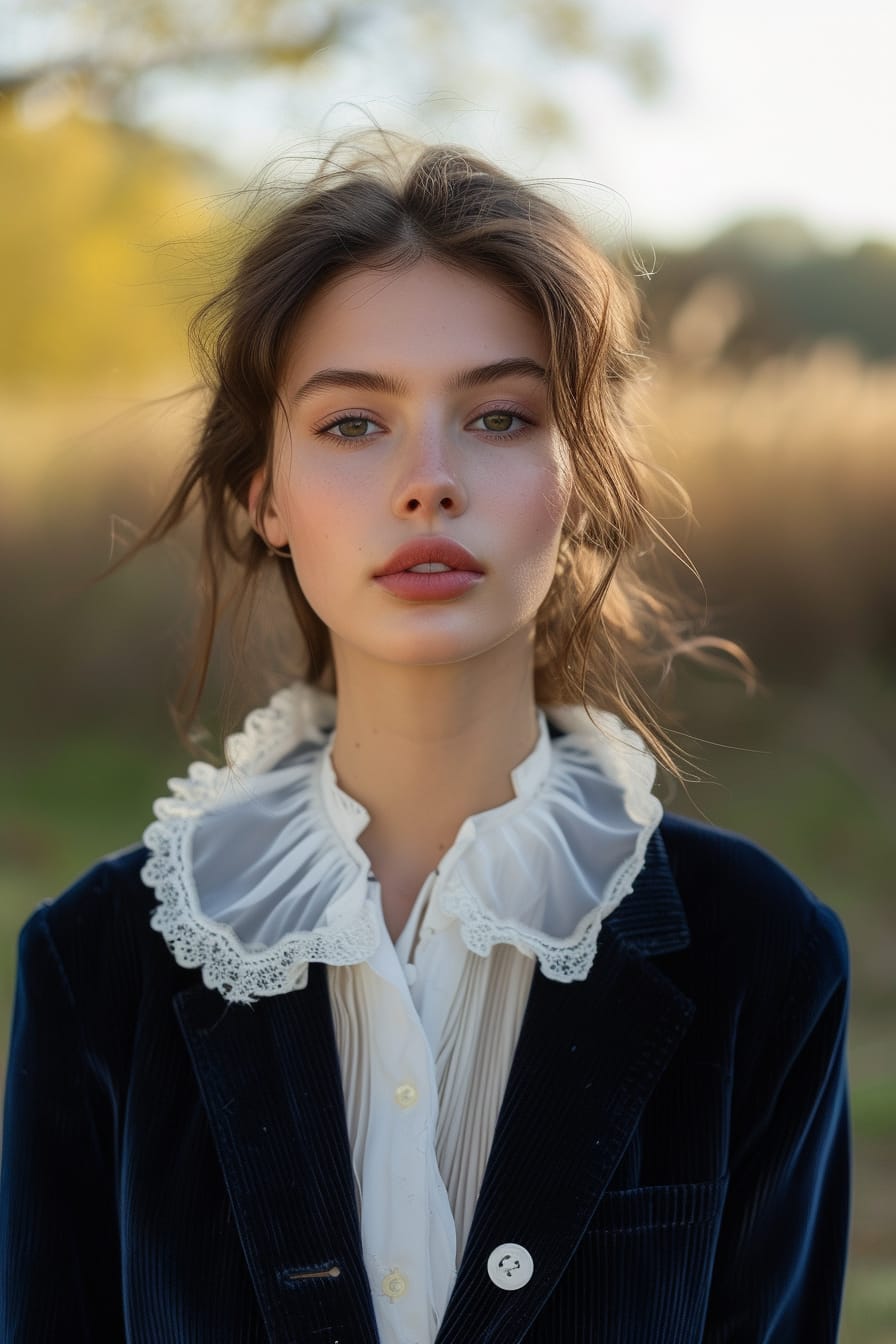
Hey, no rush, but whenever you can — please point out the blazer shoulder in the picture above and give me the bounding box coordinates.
[658,812,848,993]
[26,844,153,942]
[17,844,179,1015]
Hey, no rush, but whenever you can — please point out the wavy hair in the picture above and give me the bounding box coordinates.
[130,133,742,777]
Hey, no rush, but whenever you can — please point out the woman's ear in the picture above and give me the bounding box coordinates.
[247,468,289,549]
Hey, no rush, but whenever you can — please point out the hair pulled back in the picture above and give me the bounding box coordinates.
[137,133,733,777]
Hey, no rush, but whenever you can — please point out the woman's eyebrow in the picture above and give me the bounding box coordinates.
[450,358,547,391]
[291,358,547,405]
[292,369,405,403]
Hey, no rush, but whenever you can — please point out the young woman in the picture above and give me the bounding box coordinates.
[1,139,849,1343]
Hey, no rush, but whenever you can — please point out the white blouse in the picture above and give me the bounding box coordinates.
[143,683,662,1344]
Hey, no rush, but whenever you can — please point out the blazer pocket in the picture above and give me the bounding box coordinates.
[588,1176,730,1236]
[548,1179,731,1342]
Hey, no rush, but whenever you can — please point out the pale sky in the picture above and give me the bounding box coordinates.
[7,0,896,246]
[581,0,896,245]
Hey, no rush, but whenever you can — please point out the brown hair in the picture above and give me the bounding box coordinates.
[131,133,741,778]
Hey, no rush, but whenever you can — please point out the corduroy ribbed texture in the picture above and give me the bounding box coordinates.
[1,815,850,1342]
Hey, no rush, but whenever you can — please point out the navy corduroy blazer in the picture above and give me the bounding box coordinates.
[1,814,849,1343]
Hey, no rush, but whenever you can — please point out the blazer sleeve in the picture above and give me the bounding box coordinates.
[0,904,126,1341]
[702,899,850,1343]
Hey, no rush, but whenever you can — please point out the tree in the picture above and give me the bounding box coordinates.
[1,0,665,152]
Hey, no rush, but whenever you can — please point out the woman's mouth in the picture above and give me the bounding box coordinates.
[373,539,484,601]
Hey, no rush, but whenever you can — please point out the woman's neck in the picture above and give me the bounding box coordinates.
[329,636,539,939]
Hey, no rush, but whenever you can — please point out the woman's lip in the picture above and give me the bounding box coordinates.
[374,570,483,601]
[374,537,484,577]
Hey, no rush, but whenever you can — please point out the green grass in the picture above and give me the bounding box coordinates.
[852,1079,896,1142]
[0,731,185,1075]
[842,1263,896,1342]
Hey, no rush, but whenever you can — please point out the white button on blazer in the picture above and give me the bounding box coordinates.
[487,1243,535,1290]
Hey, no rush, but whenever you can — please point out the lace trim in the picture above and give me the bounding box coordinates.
[430,709,662,981]
[142,685,380,1004]
[438,797,659,982]
[143,821,377,1003]
[142,683,661,1003]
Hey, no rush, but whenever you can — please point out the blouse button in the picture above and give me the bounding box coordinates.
[394,1083,418,1109]
[382,1269,408,1300]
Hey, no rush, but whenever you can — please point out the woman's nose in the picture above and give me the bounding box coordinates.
[391,435,468,519]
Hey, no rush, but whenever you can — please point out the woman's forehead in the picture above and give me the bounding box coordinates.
[281,257,549,385]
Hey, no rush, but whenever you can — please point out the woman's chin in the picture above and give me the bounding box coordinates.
[331,625,531,675]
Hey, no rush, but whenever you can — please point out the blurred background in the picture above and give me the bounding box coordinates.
[1,1,893,1336]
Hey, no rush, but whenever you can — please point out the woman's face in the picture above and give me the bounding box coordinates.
[254,257,573,676]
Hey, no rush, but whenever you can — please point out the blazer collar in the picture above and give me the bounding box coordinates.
[604,825,690,954]
[175,826,692,1344]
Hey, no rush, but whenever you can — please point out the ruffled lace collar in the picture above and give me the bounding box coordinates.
[142,683,662,1003]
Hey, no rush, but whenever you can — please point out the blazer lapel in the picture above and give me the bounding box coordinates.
[435,831,695,1344]
[173,964,379,1344]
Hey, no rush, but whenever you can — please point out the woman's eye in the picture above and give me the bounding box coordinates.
[471,410,528,435]
[481,411,514,432]
[326,416,376,438]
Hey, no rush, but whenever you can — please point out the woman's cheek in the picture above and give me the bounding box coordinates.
[508,464,570,553]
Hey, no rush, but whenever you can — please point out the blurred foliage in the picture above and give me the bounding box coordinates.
[2,0,664,156]
[520,0,665,97]
[1,0,345,107]
[642,219,896,363]
[0,114,220,386]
